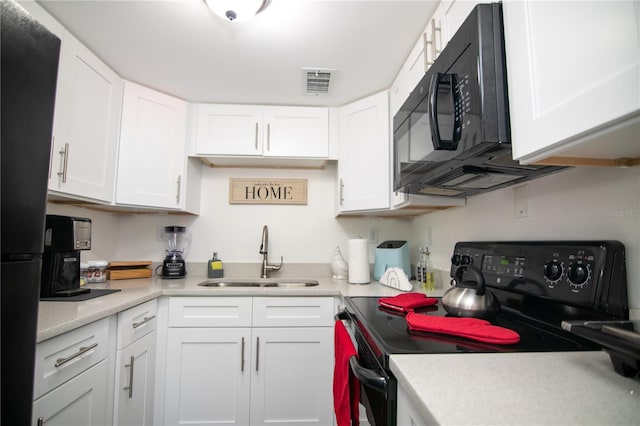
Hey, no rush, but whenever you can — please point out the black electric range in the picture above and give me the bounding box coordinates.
[338,241,629,426]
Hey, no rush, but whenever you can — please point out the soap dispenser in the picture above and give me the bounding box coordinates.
[207,252,224,278]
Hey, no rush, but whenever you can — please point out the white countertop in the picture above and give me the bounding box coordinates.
[390,351,640,425]
[37,267,421,342]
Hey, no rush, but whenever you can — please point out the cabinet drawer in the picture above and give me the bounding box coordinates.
[34,317,109,399]
[252,297,335,327]
[169,297,252,327]
[117,299,157,349]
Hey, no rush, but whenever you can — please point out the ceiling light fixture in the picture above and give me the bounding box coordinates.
[204,0,269,23]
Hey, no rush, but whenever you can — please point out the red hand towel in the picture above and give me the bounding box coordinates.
[378,292,438,313]
[405,311,521,345]
[333,321,360,426]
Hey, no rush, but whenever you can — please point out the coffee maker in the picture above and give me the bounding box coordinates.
[161,226,190,278]
[41,215,92,297]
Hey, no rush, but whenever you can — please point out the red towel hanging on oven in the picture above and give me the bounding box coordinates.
[333,321,360,426]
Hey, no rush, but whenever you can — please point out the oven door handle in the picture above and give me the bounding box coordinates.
[349,356,388,398]
[335,310,348,321]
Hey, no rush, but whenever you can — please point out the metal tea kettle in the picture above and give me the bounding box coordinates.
[442,265,500,318]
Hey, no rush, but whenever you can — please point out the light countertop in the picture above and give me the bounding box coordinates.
[391,351,640,425]
[37,264,431,342]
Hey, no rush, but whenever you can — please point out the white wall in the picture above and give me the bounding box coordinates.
[47,164,639,311]
[48,162,413,265]
[411,166,640,311]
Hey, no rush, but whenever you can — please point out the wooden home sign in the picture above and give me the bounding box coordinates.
[229,178,308,205]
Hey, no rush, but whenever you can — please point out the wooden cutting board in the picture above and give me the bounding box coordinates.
[107,261,152,280]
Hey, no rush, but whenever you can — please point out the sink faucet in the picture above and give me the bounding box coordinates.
[259,225,283,278]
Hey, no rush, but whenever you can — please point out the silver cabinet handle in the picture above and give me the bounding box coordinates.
[132,315,156,329]
[176,175,182,204]
[431,18,441,59]
[240,337,245,372]
[54,342,98,367]
[266,123,271,151]
[255,337,260,372]
[255,122,259,150]
[424,31,434,67]
[339,179,345,206]
[123,355,134,399]
[57,142,69,183]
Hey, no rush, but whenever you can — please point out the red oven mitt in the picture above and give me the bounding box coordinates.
[378,292,438,313]
[333,321,360,426]
[405,311,521,345]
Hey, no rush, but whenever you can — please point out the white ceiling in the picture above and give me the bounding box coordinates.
[37,0,439,106]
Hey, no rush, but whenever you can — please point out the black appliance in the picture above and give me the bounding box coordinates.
[337,241,629,426]
[393,3,565,198]
[1,1,61,424]
[41,215,92,297]
[562,319,640,378]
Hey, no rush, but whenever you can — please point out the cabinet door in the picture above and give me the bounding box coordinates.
[263,106,329,158]
[404,33,427,94]
[338,91,390,212]
[504,1,640,162]
[435,0,482,46]
[396,383,427,426]
[32,360,108,426]
[49,34,122,203]
[250,327,333,426]
[114,331,156,426]
[195,104,263,155]
[116,81,187,209]
[164,328,251,426]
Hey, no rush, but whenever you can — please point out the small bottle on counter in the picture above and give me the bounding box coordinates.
[424,247,435,292]
[416,246,425,284]
[207,252,224,278]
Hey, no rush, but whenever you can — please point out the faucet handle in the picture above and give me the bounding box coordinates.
[268,256,283,271]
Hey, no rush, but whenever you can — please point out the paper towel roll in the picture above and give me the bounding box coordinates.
[348,238,370,284]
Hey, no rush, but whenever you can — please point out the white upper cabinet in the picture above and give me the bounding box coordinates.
[21,1,122,204]
[503,1,640,164]
[435,0,483,46]
[194,104,329,158]
[116,81,189,210]
[338,91,390,213]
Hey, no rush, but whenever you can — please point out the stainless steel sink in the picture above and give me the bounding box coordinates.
[198,278,319,288]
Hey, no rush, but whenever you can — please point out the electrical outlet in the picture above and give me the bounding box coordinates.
[514,184,530,218]
[157,225,166,241]
[369,227,379,244]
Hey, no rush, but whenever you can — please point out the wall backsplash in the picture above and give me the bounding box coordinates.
[47,164,639,312]
[411,166,640,313]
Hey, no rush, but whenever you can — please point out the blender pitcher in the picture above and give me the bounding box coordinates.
[161,226,191,278]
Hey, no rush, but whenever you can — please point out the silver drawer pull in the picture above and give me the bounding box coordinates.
[123,355,135,398]
[55,342,98,367]
[132,315,156,329]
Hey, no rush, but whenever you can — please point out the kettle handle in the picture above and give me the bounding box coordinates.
[454,265,486,296]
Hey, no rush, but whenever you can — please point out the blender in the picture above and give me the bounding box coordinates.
[161,226,191,278]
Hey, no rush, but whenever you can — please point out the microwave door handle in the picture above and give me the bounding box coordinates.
[349,356,389,398]
[428,73,462,151]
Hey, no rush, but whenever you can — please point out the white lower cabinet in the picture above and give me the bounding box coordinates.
[396,383,425,426]
[32,317,114,426]
[163,296,334,426]
[113,300,157,426]
[33,360,109,426]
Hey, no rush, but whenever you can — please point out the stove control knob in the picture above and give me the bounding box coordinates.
[543,260,563,282]
[451,254,461,266]
[460,255,472,265]
[567,262,591,286]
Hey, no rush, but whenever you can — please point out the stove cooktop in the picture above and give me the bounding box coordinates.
[346,296,600,359]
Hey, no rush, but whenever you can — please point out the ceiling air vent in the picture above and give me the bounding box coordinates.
[303,68,335,95]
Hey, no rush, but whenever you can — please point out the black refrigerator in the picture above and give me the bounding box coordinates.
[1,1,61,424]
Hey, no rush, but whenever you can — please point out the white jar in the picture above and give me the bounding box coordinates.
[86,260,108,283]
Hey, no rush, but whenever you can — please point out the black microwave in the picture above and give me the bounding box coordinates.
[393,3,564,198]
